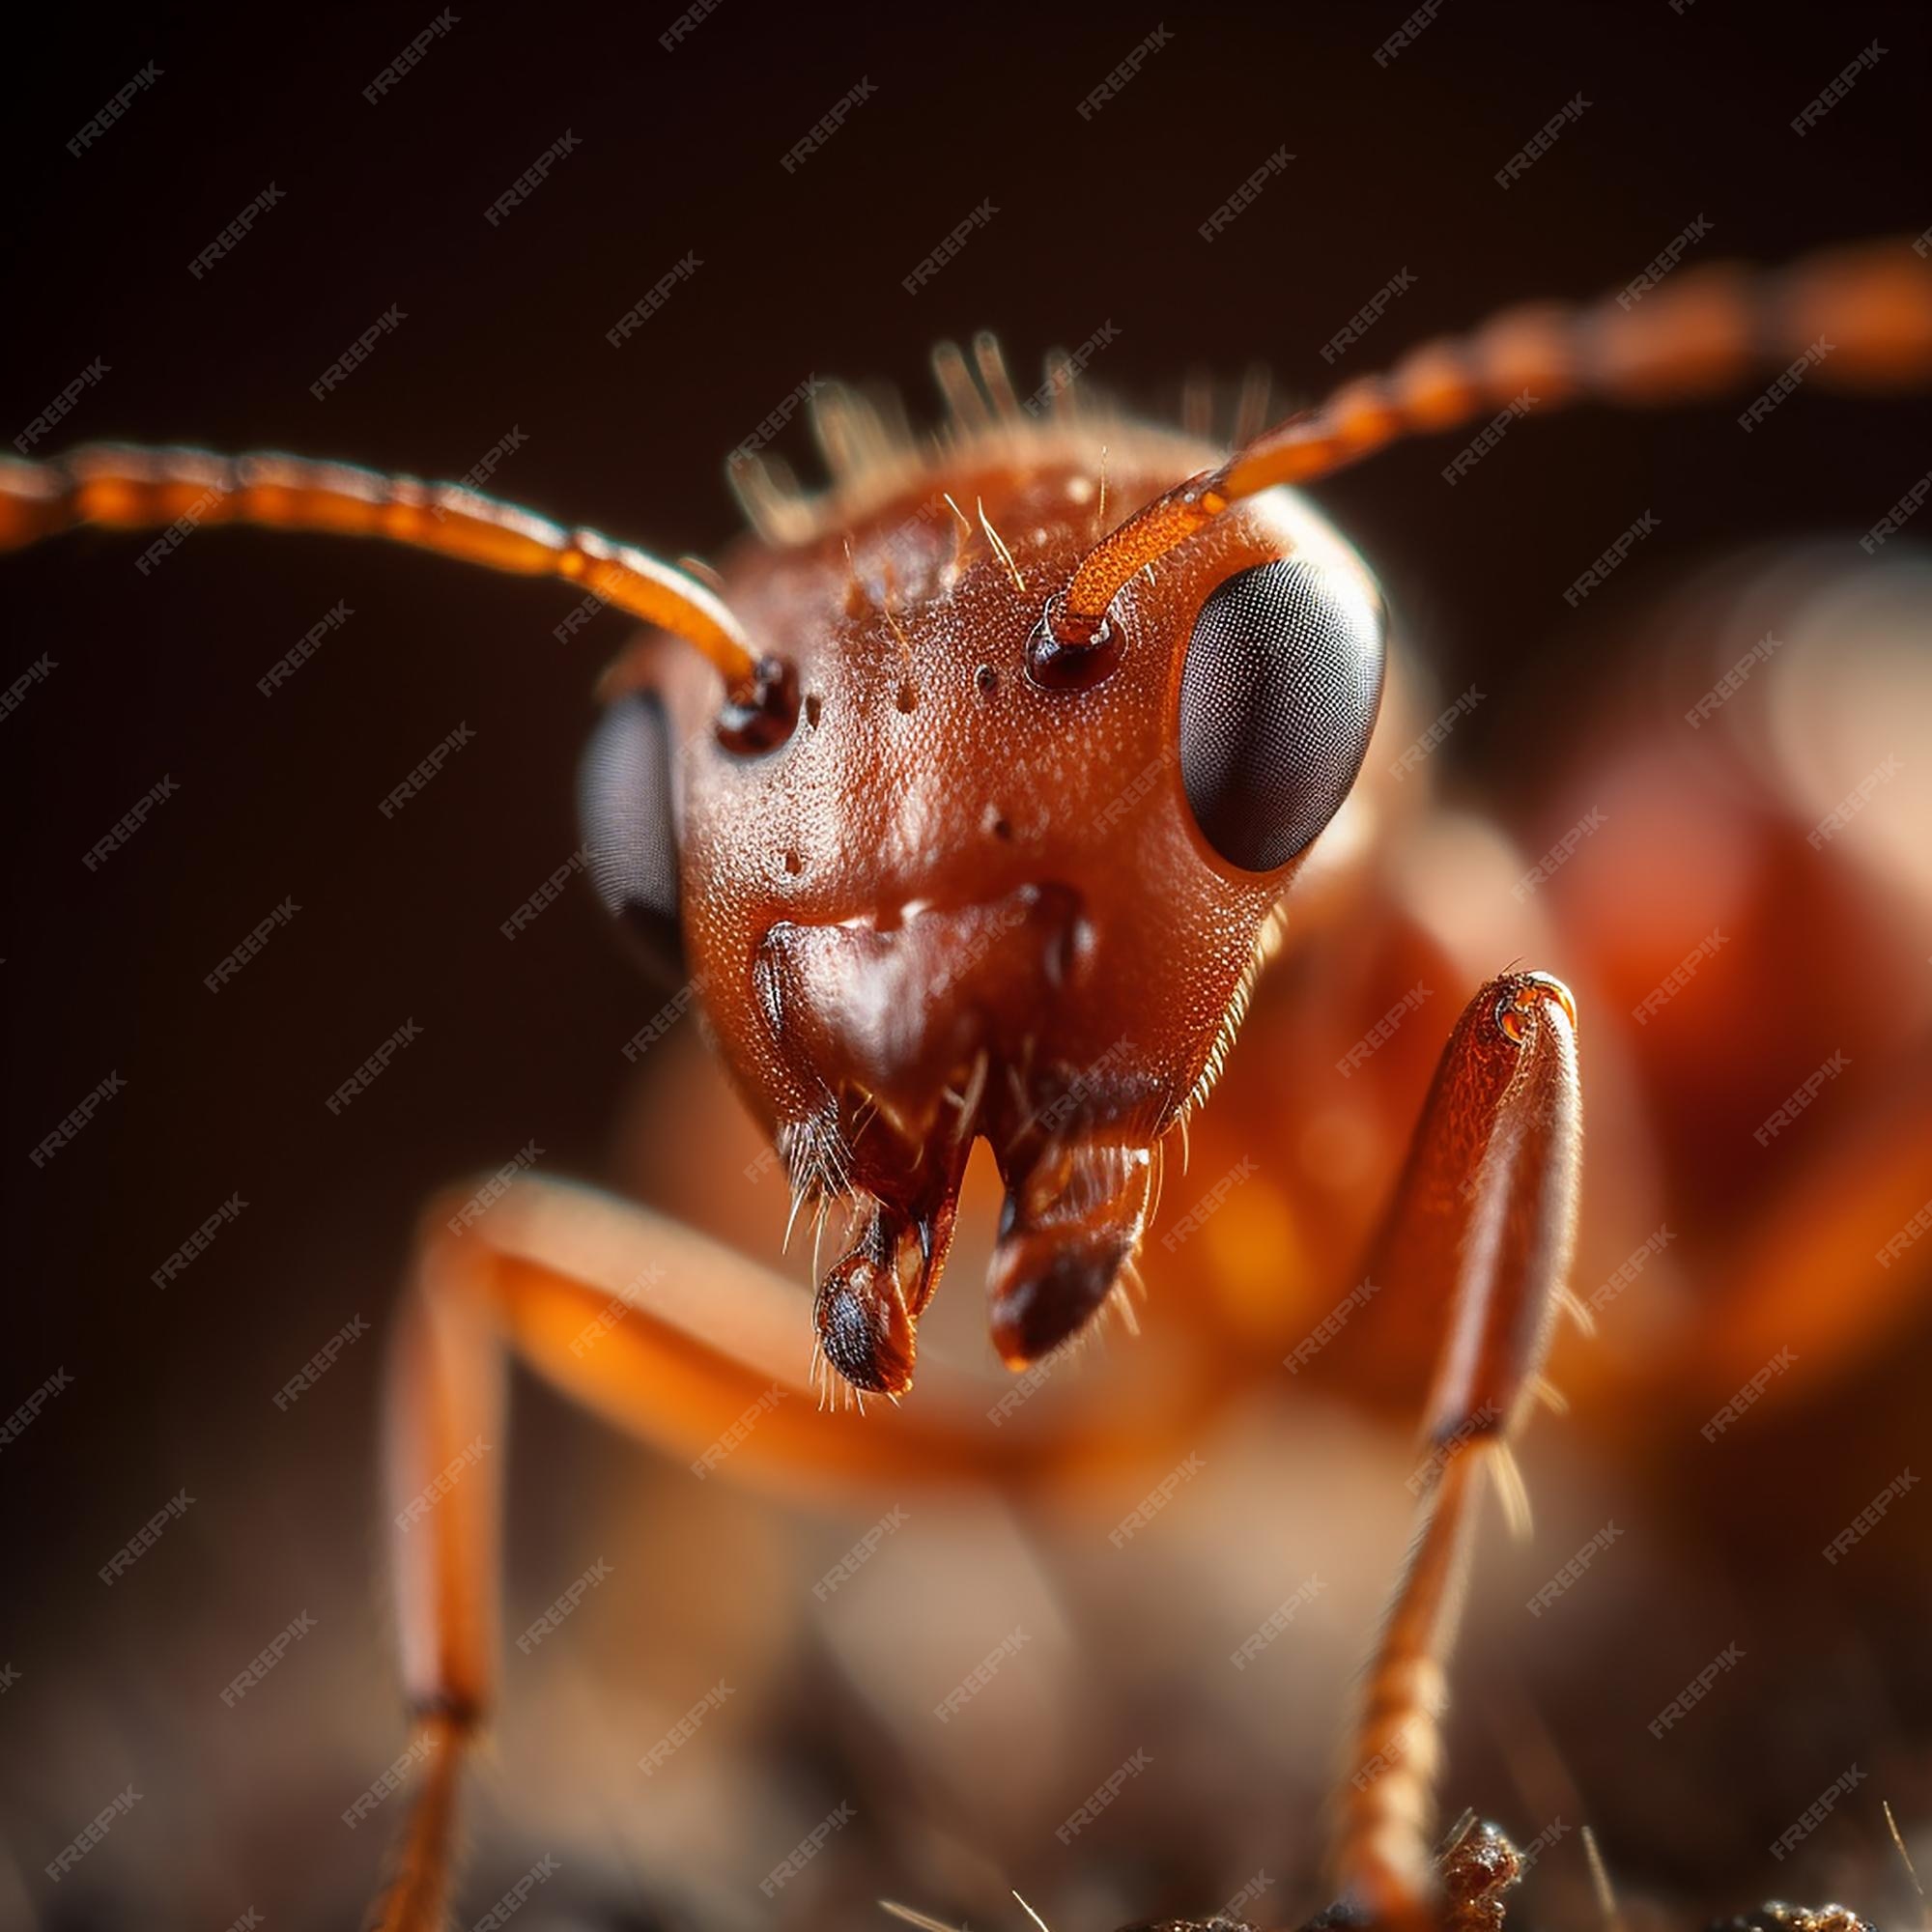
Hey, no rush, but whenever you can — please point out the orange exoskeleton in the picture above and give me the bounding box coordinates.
[4,236,1930,1931]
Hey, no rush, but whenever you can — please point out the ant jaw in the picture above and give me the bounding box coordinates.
[986,1133,1154,1369]
[812,1196,935,1398]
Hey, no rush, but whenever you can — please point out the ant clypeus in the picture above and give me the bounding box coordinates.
[5,236,1930,1932]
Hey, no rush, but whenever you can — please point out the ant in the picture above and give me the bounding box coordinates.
[4,236,1928,1931]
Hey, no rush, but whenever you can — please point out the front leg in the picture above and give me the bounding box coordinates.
[1326,971,1583,1925]
[366,1174,1019,1931]
[363,1168,1240,1929]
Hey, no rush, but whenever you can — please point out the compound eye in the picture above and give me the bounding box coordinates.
[1178,555,1385,872]
[578,693,684,982]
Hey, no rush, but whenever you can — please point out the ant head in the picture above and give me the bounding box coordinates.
[580,385,1384,1398]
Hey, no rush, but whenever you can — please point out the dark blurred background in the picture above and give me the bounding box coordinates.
[4,3,1931,1927]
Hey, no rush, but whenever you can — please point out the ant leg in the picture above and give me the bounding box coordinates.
[365,1170,1200,1929]
[1326,971,1583,1925]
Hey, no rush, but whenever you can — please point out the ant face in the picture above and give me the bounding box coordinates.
[582,430,1385,1395]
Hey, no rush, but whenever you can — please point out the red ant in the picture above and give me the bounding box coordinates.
[4,236,1928,1930]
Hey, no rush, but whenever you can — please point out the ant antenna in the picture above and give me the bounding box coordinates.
[0,442,776,708]
[1037,238,1932,667]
